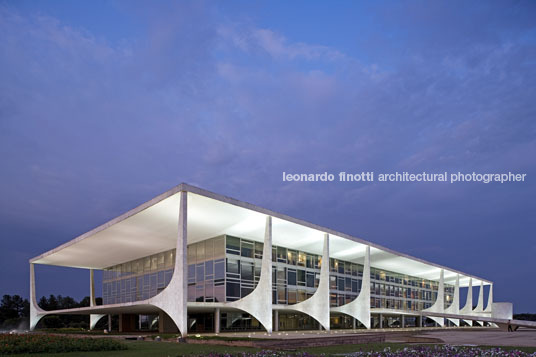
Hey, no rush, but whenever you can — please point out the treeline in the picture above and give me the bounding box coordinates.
[0,294,103,330]
[514,313,536,321]
[0,295,28,330]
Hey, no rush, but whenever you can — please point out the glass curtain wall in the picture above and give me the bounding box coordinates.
[103,234,455,315]
[102,250,174,304]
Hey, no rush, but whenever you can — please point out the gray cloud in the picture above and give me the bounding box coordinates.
[0,1,535,311]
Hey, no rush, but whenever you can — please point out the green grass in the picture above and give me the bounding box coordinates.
[6,340,261,357]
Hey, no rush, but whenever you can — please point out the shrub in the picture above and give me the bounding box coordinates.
[0,333,127,354]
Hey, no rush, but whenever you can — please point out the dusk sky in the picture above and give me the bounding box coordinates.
[1,1,535,313]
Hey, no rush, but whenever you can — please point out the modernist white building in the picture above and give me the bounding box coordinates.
[29,184,513,335]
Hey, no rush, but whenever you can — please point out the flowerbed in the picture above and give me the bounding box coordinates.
[0,333,127,354]
[193,345,536,357]
[344,345,536,356]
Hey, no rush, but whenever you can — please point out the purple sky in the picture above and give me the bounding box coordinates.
[1,1,535,312]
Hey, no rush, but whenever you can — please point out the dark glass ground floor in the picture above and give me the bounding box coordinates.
[110,311,472,333]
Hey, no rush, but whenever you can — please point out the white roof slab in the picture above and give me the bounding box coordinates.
[30,183,491,286]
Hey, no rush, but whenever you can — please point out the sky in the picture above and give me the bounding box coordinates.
[0,1,535,313]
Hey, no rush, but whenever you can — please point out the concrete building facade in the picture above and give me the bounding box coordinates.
[29,184,511,335]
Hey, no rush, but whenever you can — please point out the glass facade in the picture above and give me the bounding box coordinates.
[103,250,175,304]
[102,235,454,314]
[369,267,454,311]
[187,236,226,302]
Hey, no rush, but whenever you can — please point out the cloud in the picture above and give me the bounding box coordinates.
[0,1,535,310]
[218,25,345,61]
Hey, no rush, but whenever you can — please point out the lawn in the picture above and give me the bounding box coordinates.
[5,340,260,357]
[4,338,536,356]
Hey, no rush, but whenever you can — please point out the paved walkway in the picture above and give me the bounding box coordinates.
[411,328,536,347]
[199,326,450,339]
[202,327,536,347]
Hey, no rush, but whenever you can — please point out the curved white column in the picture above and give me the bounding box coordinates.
[29,263,46,330]
[460,277,473,325]
[331,245,371,329]
[89,269,105,330]
[148,191,188,337]
[474,281,484,312]
[444,274,460,326]
[423,269,444,327]
[485,284,493,313]
[288,233,330,330]
[228,216,273,333]
[473,281,485,326]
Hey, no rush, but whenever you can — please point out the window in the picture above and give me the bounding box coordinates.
[287,249,298,265]
[196,243,205,262]
[330,293,337,307]
[241,240,254,258]
[345,277,351,292]
[205,260,214,279]
[277,247,287,263]
[288,269,297,286]
[205,282,214,302]
[287,250,297,265]
[214,237,225,259]
[351,264,359,277]
[226,259,240,276]
[196,283,204,302]
[214,259,225,280]
[241,287,254,298]
[241,261,254,281]
[288,290,297,304]
[277,286,286,304]
[226,281,240,299]
[165,250,174,268]
[158,271,165,288]
[226,236,241,255]
[277,266,286,283]
[297,270,306,286]
[187,245,196,264]
[330,275,337,289]
[338,277,345,291]
[254,263,262,281]
[196,264,204,283]
[338,261,345,274]
[306,254,314,268]
[157,253,165,269]
[298,252,306,267]
[214,285,225,302]
[188,265,195,284]
[306,272,315,288]
[205,240,214,260]
[255,242,264,259]
[352,279,358,293]
[338,294,345,306]
[144,257,151,272]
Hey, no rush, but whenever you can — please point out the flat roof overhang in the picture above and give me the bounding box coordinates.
[30,183,491,287]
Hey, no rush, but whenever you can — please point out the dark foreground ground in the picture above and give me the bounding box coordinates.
[5,328,536,356]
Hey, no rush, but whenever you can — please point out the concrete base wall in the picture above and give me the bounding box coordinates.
[492,303,513,320]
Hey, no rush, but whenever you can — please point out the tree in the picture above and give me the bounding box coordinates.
[38,296,48,310]
[47,295,59,311]
[2,294,101,329]
[79,296,90,307]
[0,295,30,329]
